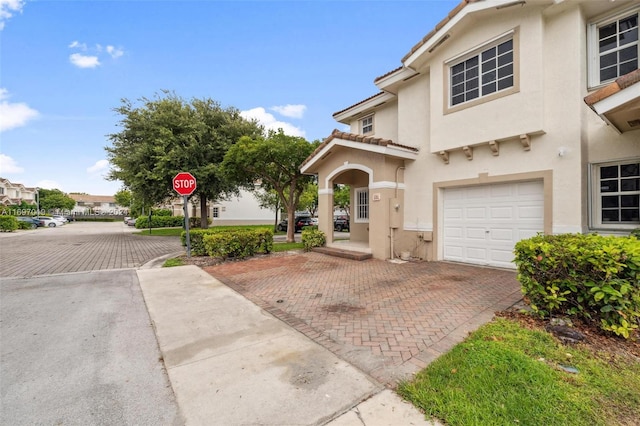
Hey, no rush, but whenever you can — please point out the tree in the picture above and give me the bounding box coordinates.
[222,129,319,243]
[38,189,76,212]
[253,188,282,232]
[299,181,318,218]
[334,184,350,218]
[114,189,132,210]
[105,92,262,228]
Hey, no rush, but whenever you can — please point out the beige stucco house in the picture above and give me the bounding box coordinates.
[302,0,639,269]
[0,178,37,206]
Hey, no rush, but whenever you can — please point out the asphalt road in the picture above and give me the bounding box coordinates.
[0,222,184,425]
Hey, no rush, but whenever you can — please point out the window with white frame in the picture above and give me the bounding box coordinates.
[593,161,640,228]
[360,115,373,134]
[588,7,639,88]
[0,188,4,195]
[213,207,219,218]
[449,34,515,107]
[355,188,369,223]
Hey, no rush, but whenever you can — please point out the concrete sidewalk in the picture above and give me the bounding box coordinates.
[138,266,439,426]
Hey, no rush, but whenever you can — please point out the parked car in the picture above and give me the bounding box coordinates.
[51,215,68,224]
[126,218,137,226]
[277,216,314,233]
[16,216,40,229]
[37,217,65,227]
[334,216,350,232]
[311,218,319,226]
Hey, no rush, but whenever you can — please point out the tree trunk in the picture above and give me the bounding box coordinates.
[200,197,209,229]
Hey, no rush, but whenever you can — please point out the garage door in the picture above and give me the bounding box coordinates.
[443,181,544,269]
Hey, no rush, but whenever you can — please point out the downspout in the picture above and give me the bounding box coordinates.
[390,164,405,260]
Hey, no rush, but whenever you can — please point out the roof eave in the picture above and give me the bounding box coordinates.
[332,92,397,124]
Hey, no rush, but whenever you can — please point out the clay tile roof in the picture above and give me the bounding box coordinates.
[401,0,474,63]
[332,92,386,117]
[300,129,418,169]
[374,66,403,84]
[584,68,640,107]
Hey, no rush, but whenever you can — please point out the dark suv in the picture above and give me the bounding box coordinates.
[277,216,314,233]
[333,216,350,232]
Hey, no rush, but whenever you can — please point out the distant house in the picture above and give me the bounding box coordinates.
[68,194,127,215]
[0,178,37,206]
[166,189,275,226]
[302,0,639,268]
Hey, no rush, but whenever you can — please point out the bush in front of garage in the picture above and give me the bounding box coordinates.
[182,228,273,257]
[301,228,325,251]
[135,215,185,229]
[514,233,640,338]
[0,216,19,232]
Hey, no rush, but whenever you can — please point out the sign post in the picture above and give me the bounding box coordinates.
[173,172,197,257]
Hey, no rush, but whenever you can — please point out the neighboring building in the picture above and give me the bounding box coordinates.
[0,178,37,206]
[68,194,127,215]
[167,189,275,226]
[302,0,639,268]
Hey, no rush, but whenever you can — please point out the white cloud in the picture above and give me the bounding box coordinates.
[270,104,306,119]
[106,45,124,59]
[87,159,109,175]
[36,179,62,190]
[241,107,306,137]
[68,40,87,50]
[69,53,100,68]
[0,88,39,132]
[0,0,25,30]
[0,153,24,174]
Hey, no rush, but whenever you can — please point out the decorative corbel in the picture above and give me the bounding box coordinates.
[489,140,499,156]
[520,134,531,151]
[462,146,473,160]
[439,150,449,164]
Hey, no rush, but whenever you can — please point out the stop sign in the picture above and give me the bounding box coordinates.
[173,172,197,196]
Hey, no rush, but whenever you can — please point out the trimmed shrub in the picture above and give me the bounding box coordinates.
[153,209,172,216]
[181,228,273,257]
[514,233,640,338]
[0,216,19,232]
[302,229,326,251]
[135,215,184,229]
[632,228,640,238]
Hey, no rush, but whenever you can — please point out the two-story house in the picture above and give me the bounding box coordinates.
[302,0,639,268]
[0,178,37,206]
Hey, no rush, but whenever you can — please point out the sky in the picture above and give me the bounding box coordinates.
[0,0,459,195]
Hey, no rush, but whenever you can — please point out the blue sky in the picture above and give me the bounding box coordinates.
[1,0,459,195]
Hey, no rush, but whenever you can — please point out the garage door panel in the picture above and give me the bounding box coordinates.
[466,227,487,239]
[443,181,544,269]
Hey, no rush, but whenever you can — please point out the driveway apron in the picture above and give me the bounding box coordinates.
[204,252,523,386]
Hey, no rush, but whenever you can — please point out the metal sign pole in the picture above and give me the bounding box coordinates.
[184,195,191,257]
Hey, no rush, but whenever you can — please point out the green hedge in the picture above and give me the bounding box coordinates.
[514,233,640,338]
[181,228,273,257]
[135,215,185,229]
[302,228,325,251]
[0,216,19,232]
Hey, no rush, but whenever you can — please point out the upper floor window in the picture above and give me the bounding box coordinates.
[0,187,4,195]
[589,7,639,88]
[446,30,517,108]
[360,115,373,134]
[592,160,639,228]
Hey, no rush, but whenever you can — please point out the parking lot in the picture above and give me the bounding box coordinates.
[0,221,183,278]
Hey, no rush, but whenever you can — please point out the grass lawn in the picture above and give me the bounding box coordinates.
[398,317,640,426]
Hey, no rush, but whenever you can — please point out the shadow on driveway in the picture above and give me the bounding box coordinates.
[204,252,522,386]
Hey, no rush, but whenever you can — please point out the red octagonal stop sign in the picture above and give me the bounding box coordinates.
[173,172,197,196]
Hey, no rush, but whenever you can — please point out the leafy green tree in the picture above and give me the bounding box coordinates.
[105,91,262,228]
[114,189,132,210]
[222,129,319,243]
[299,181,318,218]
[334,184,350,218]
[253,188,282,232]
[38,189,76,212]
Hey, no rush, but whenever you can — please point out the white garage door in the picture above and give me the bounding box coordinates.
[443,181,544,269]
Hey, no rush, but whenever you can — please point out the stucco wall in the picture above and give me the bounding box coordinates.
[348,100,398,142]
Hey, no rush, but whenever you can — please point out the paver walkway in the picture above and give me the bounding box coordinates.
[205,252,522,386]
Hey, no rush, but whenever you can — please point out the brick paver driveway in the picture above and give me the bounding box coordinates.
[205,252,522,386]
[0,222,183,278]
